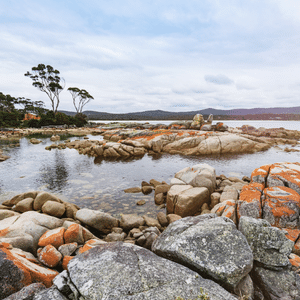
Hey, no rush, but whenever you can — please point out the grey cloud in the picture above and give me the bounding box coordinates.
[204,74,234,85]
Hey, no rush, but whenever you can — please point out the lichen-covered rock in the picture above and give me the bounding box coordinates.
[237,182,264,219]
[3,283,46,300]
[33,286,68,300]
[54,242,237,300]
[37,245,62,268]
[63,224,84,244]
[0,243,58,299]
[251,265,300,300]
[238,216,293,269]
[38,227,65,249]
[267,162,300,194]
[0,211,64,253]
[211,200,237,223]
[262,186,300,229]
[251,164,271,186]
[152,214,253,291]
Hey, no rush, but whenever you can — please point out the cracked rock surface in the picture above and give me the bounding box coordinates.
[49,242,236,300]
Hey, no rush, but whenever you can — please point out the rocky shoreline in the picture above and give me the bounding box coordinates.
[1,162,300,299]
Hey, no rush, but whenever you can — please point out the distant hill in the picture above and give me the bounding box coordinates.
[59,106,300,121]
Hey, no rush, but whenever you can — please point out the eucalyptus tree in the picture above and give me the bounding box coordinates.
[68,87,94,114]
[25,64,65,114]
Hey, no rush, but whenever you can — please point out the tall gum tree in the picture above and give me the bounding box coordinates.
[68,87,94,114]
[25,64,65,114]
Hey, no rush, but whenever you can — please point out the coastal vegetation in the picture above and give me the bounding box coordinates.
[0,64,95,128]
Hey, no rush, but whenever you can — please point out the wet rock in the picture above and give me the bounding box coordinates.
[136,199,146,205]
[157,212,168,227]
[76,208,119,234]
[33,192,61,211]
[120,214,145,231]
[154,193,165,205]
[141,186,152,195]
[124,187,142,193]
[166,214,182,223]
[143,215,161,230]
[152,214,253,291]
[14,198,34,213]
[41,201,65,218]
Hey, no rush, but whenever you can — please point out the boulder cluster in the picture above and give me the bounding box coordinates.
[1,162,300,299]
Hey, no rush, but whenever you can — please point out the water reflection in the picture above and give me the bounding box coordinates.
[39,150,69,192]
[1,130,300,217]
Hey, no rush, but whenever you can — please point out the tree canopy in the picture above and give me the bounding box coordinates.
[25,64,65,114]
[68,87,94,114]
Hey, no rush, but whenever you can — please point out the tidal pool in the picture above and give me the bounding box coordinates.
[1,126,300,218]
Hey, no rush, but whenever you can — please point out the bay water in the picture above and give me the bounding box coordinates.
[1,120,300,217]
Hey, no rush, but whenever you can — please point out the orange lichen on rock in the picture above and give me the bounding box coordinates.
[62,255,74,270]
[1,247,58,288]
[78,239,106,254]
[282,228,300,242]
[263,186,300,228]
[38,244,62,268]
[38,227,65,248]
[289,253,300,269]
[0,242,12,249]
[239,184,263,203]
[268,163,300,191]
[64,224,84,244]
[250,164,272,185]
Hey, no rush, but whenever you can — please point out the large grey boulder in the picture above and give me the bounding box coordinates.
[76,208,119,234]
[251,265,300,300]
[174,163,216,194]
[53,242,236,300]
[33,286,68,300]
[238,216,293,269]
[152,214,253,291]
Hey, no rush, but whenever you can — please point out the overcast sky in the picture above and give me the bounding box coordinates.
[1,0,300,113]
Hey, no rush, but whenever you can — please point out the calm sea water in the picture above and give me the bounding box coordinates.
[1,120,300,217]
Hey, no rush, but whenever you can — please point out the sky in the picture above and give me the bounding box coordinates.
[1,0,300,113]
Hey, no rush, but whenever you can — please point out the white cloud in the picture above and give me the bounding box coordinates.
[1,0,300,113]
